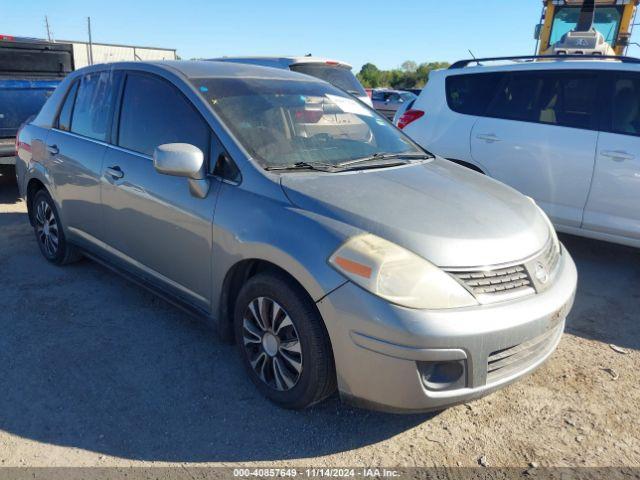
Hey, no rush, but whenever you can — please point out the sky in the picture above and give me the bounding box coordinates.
[4,0,640,72]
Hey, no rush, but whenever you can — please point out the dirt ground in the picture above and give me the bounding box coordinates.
[0,165,639,468]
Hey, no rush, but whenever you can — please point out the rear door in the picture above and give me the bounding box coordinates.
[46,70,121,242]
[470,69,600,228]
[100,71,220,309]
[582,71,640,241]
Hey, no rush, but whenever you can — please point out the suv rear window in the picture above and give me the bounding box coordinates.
[446,73,503,116]
[290,63,366,97]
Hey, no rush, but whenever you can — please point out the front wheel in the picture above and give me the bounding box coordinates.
[32,190,81,265]
[234,272,336,409]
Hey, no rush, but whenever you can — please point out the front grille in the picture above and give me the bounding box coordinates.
[448,238,560,302]
[451,265,532,296]
[486,323,562,383]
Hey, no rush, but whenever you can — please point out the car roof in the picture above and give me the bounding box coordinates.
[441,58,640,76]
[73,60,325,82]
[211,56,353,69]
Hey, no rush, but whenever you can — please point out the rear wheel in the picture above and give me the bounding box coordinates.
[234,272,336,409]
[32,190,81,265]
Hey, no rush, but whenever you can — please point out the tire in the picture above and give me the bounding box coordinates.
[32,190,82,265]
[234,272,336,409]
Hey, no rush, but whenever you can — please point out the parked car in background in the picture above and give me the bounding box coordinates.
[16,60,576,412]
[0,37,73,165]
[372,89,417,120]
[401,56,640,249]
[211,55,372,106]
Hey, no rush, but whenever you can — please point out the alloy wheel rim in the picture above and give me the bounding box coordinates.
[242,296,302,391]
[34,199,59,257]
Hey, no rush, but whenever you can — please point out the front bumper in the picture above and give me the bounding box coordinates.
[316,246,577,412]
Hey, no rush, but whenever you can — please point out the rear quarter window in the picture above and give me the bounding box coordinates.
[445,73,504,116]
[71,71,121,142]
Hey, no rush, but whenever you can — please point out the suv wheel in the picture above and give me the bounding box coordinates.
[234,272,336,409]
[32,190,81,265]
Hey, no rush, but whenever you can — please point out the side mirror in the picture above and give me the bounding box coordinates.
[534,23,542,40]
[153,143,210,198]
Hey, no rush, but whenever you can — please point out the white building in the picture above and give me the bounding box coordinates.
[57,40,177,69]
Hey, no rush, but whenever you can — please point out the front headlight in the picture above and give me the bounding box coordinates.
[328,234,477,309]
[532,202,561,256]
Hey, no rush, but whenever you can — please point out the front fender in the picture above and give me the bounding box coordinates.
[210,182,358,318]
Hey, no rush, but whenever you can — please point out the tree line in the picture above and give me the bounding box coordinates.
[356,60,451,89]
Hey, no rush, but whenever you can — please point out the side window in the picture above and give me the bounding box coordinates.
[71,71,120,141]
[606,73,640,136]
[487,71,598,129]
[117,73,210,157]
[534,72,598,130]
[57,81,79,132]
[446,73,503,116]
[487,73,541,122]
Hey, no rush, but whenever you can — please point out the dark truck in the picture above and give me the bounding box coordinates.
[0,37,73,165]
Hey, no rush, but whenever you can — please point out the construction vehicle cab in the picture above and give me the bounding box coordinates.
[536,0,639,56]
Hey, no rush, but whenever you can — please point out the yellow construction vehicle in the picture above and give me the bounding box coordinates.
[535,0,639,56]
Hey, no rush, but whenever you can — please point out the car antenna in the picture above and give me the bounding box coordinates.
[468,49,482,66]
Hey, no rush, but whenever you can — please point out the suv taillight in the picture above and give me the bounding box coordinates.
[397,109,425,129]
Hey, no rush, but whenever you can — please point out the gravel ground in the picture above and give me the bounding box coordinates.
[0,165,639,468]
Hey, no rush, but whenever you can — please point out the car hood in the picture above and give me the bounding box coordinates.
[280,157,550,268]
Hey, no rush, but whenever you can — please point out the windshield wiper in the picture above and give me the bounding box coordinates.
[265,161,338,172]
[336,152,432,169]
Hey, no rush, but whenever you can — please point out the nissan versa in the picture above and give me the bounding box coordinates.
[15,61,577,412]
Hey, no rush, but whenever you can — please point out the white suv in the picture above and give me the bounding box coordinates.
[399,56,640,248]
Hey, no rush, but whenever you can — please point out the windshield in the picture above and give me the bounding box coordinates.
[289,63,367,97]
[550,6,623,44]
[193,77,423,169]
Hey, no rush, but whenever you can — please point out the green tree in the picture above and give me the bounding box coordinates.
[358,60,450,89]
[357,63,382,88]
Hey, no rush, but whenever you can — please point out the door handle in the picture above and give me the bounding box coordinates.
[476,133,501,143]
[106,165,124,180]
[600,150,634,161]
[47,144,59,155]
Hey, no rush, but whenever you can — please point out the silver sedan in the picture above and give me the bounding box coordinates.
[15,61,577,412]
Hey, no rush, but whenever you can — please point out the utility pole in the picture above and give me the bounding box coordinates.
[44,15,52,42]
[87,16,94,66]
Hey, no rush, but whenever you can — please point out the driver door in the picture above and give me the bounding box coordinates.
[100,71,220,309]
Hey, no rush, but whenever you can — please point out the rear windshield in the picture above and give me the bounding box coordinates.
[192,77,421,168]
[0,79,58,137]
[289,63,367,97]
